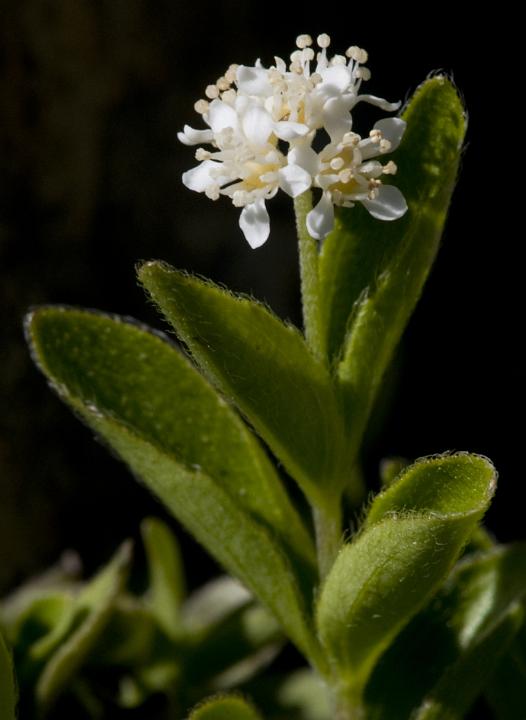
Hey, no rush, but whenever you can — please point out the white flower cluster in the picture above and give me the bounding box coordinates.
[178,34,408,248]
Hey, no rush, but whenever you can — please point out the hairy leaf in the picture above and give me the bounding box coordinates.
[365,543,526,719]
[27,307,313,571]
[319,77,466,460]
[138,263,348,506]
[27,308,320,663]
[316,454,495,695]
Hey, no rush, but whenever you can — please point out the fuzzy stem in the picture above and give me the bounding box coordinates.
[294,191,326,365]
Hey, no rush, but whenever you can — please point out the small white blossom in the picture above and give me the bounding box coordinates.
[289,117,408,239]
[178,34,407,247]
[178,96,311,248]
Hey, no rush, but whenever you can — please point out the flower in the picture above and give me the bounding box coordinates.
[178,34,407,247]
[289,118,408,240]
[178,96,312,248]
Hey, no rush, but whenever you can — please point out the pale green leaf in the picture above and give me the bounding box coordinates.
[141,517,185,638]
[35,541,131,712]
[316,454,495,695]
[138,263,348,506]
[189,694,262,720]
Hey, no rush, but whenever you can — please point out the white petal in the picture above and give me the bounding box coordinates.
[288,144,320,176]
[236,65,273,96]
[323,96,353,141]
[306,193,334,240]
[207,99,238,133]
[239,199,270,248]
[361,185,408,221]
[317,66,352,97]
[349,94,401,112]
[278,164,312,198]
[177,125,214,146]
[274,56,286,73]
[274,121,310,141]
[242,106,274,145]
[182,160,218,192]
[374,117,406,150]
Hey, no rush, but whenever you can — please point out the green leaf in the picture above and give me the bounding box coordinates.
[189,694,262,720]
[26,307,314,574]
[1,593,74,676]
[316,454,495,696]
[0,630,17,720]
[141,518,185,638]
[138,262,348,506]
[365,543,526,720]
[26,309,320,663]
[319,77,466,457]
[180,577,281,691]
[183,601,281,689]
[88,596,162,667]
[35,541,132,712]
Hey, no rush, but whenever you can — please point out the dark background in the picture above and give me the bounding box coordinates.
[0,1,520,604]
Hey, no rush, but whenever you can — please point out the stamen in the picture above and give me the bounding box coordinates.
[330,157,345,170]
[194,99,209,114]
[317,34,331,49]
[296,34,313,49]
[342,131,361,147]
[205,184,220,200]
[205,84,219,99]
[216,76,231,91]
[356,67,371,81]
[379,139,392,153]
[232,190,248,207]
[221,89,236,104]
[383,161,398,175]
[369,129,383,143]
[225,64,239,84]
[346,46,368,64]
[195,148,211,161]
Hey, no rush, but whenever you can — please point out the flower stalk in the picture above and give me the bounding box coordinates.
[294,190,326,365]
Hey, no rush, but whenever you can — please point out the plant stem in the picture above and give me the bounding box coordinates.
[333,682,366,720]
[294,191,326,365]
[313,499,342,580]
